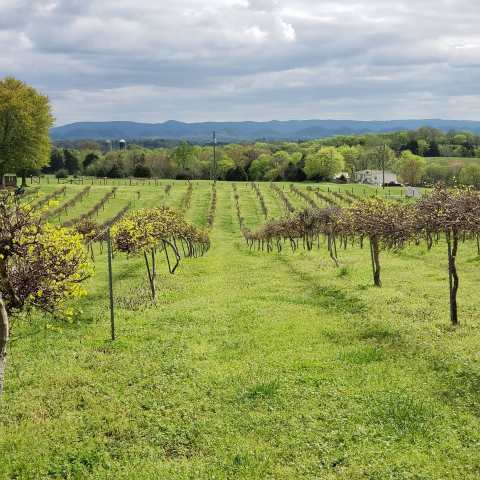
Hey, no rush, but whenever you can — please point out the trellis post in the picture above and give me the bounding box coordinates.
[107,229,116,340]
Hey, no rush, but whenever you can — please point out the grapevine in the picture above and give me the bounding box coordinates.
[41,186,91,221]
[112,207,210,300]
[63,187,117,227]
[270,183,295,213]
[206,182,217,230]
[251,183,268,219]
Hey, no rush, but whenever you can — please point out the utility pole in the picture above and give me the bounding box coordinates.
[382,143,386,189]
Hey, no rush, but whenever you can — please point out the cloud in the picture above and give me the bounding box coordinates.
[0,0,479,124]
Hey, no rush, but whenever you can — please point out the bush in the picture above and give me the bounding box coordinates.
[55,169,68,179]
[107,164,125,178]
[133,164,152,178]
[176,172,193,180]
[84,164,98,177]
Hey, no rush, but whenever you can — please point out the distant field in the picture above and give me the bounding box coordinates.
[1,180,479,479]
[426,156,480,166]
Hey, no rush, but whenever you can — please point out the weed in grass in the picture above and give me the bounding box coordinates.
[338,266,350,277]
[364,391,436,441]
[339,345,384,365]
[358,325,402,343]
[243,380,281,401]
[116,286,155,311]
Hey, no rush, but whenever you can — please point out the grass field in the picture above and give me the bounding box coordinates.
[426,156,480,167]
[1,180,480,479]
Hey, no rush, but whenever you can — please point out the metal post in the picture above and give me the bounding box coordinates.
[107,229,115,340]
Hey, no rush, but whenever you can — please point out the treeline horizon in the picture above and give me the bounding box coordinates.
[42,127,480,188]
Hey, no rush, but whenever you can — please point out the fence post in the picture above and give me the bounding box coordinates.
[107,229,115,341]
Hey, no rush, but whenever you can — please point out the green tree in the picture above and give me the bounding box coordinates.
[48,148,65,173]
[0,77,53,186]
[426,141,441,157]
[396,150,426,185]
[216,153,235,180]
[458,164,480,189]
[249,154,271,180]
[133,164,152,178]
[338,145,362,177]
[173,141,195,171]
[83,152,99,169]
[63,149,81,175]
[304,147,344,181]
[417,139,429,156]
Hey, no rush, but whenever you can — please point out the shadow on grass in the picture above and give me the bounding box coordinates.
[275,255,367,315]
[429,356,480,416]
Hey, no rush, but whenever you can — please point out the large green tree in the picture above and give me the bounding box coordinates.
[173,141,195,171]
[396,150,426,186]
[304,147,344,181]
[63,149,81,174]
[48,148,65,173]
[0,77,53,186]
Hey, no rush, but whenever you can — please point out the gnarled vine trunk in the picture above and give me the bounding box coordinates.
[446,230,460,326]
[370,237,382,287]
[0,293,9,395]
[327,234,339,267]
[144,251,156,301]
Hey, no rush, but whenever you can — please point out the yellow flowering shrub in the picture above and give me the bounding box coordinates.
[0,192,92,316]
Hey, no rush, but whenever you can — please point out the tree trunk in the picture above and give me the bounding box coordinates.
[446,230,460,326]
[0,293,9,395]
[370,237,382,287]
[144,252,156,301]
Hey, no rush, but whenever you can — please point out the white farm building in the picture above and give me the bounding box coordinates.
[355,170,398,186]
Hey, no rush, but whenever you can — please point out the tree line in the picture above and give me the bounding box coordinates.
[2,76,480,188]
[43,138,480,189]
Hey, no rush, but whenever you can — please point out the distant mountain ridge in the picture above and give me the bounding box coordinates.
[51,119,480,142]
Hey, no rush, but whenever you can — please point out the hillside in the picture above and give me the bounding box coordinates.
[50,119,480,142]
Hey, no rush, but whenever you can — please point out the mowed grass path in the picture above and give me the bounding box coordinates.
[1,181,480,479]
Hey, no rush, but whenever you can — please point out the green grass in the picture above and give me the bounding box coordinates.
[426,156,480,166]
[1,180,480,479]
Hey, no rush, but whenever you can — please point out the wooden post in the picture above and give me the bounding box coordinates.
[107,229,115,340]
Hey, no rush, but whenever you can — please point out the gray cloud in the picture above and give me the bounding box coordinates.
[0,0,479,125]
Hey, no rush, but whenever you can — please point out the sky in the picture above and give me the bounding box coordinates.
[1,0,480,126]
